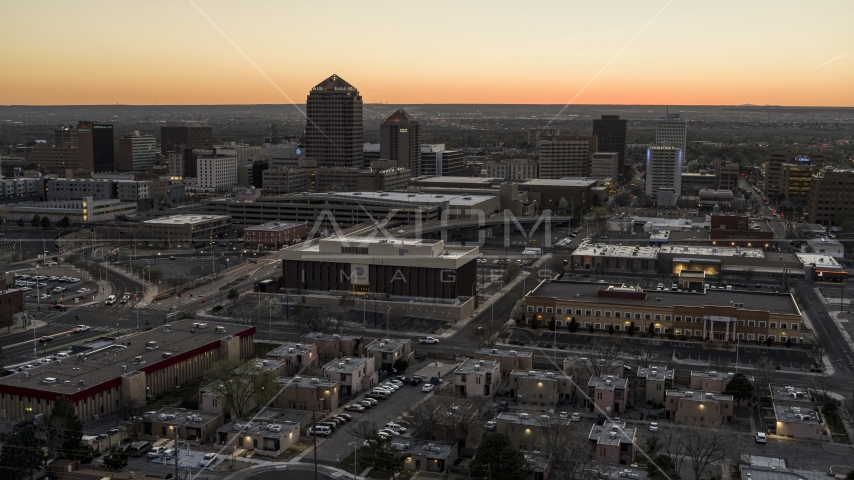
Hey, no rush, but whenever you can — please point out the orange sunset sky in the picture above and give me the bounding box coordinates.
[1,1,852,106]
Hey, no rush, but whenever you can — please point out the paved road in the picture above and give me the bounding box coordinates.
[796,283,854,373]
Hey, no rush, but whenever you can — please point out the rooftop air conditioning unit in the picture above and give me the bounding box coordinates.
[345,358,352,363]
[288,348,295,353]
[509,350,517,355]
[491,349,497,353]
[338,362,345,368]
[475,365,480,371]
[333,334,340,338]
[311,378,319,383]
[519,413,529,419]
[268,425,282,432]
[162,352,172,358]
[43,377,57,384]
[293,376,302,381]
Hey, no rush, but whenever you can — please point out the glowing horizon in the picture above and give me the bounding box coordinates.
[0,1,852,107]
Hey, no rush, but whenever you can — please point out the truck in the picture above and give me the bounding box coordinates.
[419,336,439,344]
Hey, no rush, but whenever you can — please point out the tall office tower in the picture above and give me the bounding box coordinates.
[527,127,560,149]
[591,152,619,180]
[196,153,238,189]
[305,74,364,168]
[76,121,115,172]
[55,125,77,147]
[655,113,687,152]
[116,131,157,171]
[380,108,421,176]
[420,144,464,177]
[646,145,683,199]
[713,158,739,191]
[537,136,597,179]
[592,115,628,181]
[160,121,212,155]
[363,144,381,167]
[268,123,283,144]
[763,152,786,197]
[806,169,854,226]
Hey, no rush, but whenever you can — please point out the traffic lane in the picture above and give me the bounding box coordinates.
[797,285,854,372]
[309,382,431,465]
[3,329,109,365]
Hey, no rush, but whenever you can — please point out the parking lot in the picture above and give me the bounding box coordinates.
[13,266,100,306]
[308,372,434,466]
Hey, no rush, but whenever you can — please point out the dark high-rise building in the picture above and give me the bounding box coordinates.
[380,108,421,176]
[305,74,363,168]
[76,121,115,172]
[55,125,77,147]
[160,121,212,155]
[592,115,628,181]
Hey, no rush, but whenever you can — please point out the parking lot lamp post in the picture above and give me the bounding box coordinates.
[348,441,358,479]
[387,306,393,339]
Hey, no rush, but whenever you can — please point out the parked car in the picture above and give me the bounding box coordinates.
[649,422,659,431]
[496,401,508,412]
[358,400,373,409]
[422,384,435,393]
[379,428,400,437]
[485,421,497,431]
[571,413,581,422]
[338,413,353,421]
[385,423,406,432]
[755,432,767,444]
[200,453,218,467]
[147,447,168,458]
[345,404,366,412]
[363,397,378,405]
[409,376,423,386]
[309,426,331,437]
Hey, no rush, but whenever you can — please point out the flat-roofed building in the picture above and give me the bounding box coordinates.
[588,421,636,465]
[271,376,338,413]
[265,342,319,375]
[261,168,309,194]
[690,371,754,394]
[655,113,687,152]
[571,244,659,273]
[300,332,364,363]
[473,348,534,378]
[281,237,478,299]
[402,440,459,474]
[772,404,822,439]
[714,159,739,191]
[116,132,157,172]
[454,359,500,398]
[526,280,805,345]
[592,115,628,181]
[665,390,733,427]
[538,136,597,179]
[646,145,682,200]
[591,152,619,180]
[494,411,570,452]
[587,375,629,415]
[29,144,79,172]
[770,384,812,406]
[0,197,136,223]
[243,221,308,251]
[160,121,212,155]
[804,237,844,259]
[0,324,255,422]
[563,356,624,394]
[482,159,539,180]
[217,417,300,457]
[508,369,574,406]
[364,337,414,373]
[681,173,717,195]
[636,366,673,405]
[139,214,231,246]
[805,169,854,227]
[141,407,223,443]
[323,356,377,395]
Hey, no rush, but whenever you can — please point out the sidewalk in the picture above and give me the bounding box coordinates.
[0,318,47,339]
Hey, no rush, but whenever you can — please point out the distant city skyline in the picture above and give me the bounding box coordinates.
[0,1,852,107]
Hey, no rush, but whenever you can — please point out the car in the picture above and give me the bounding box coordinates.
[310,426,332,437]
[376,431,392,440]
[170,256,176,260]
[345,404,366,412]
[419,336,439,344]
[496,401,508,412]
[379,428,400,437]
[39,336,53,343]
[73,325,89,333]
[380,383,398,392]
[105,295,116,305]
[755,432,767,444]
[121,293,131,303]
[200,453,218,467]
[338,413,353,421]
[493,259,500,264]
[26,293,37,298]
[422,384,435,393]
[20,287,31,292]
[485,421,497,431]
[613,416,621,422]
[40,294,51,300]
[571,413,581,422]
[389,380,404,387]
[409,376,423,385]
[398,376,412,384]
[332,416,347,424]
[147,446,168,458]
[385,423,407,432]
[358,400,373,408]
[363,397,379,405]
[317,421,338,430]
[649,422,659,431]
[77,288,90,293]
[48,276,59,281]
[51,287,65,294]
[559,411,569,419]
[106,428,120,436]
[474,326,484,334]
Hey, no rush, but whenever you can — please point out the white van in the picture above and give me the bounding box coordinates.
[310,425,332,437]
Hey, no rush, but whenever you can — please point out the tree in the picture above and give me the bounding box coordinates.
[0,426,44,480]
[682,428,736,480]
[510,299,525,324]
[659,426,689,480]
[470,433,526,480]
[723,373,755,403]
[58,216,71,229]
[30,215,40,227]
[202,359,277,418]
[40,216,51,229]
[227,288,240,304]
[102,445,129,471]
[46,396,85,460]
[846,469,854,480]
[301,305,354,334]
[469,320,511,349]
[567,337,624,380]
[502,263,522,285]
[558,197,569,212]
[629,344,660,369]
[531,415,588,480]
[393,358,408,373]
[349,421,405,478]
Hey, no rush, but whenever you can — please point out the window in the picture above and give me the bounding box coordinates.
[605,311,612,317]
[738,320,745,326]
[747,334,755,340]
[696,317,703,323]
[546,307,553,313]
[737,333,744,340]
[585,310,592,316]
[556,320,562,327]
[791,323,798,330]
[613,324,620,331]
[584,322,591,327]
[654,327,661,333]
[537,307,543,312]
[748,320,755,327]
[759,321,766,328]
[594,323,601,329]
[769,322,777,328]
[780,322,787,329]
[595,310,602,316]
[675,316,682,322]
[556,308,563,314]
[758,335,766,341]
[781,336,787,342]
[615,312,621,318]
[769,335,776,342]
[527,306,534,312]
[576,309,582,315]
[695,330,702,336]
[685,330,692,337]
[634,313,642,319]
[653,314,660,321]
[665,315,671,321]
[625,312,632,319]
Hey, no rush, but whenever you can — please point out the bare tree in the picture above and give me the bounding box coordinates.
[837,395,854,431]
[406,396,485,448]
[301,305,354,334]
[805,332,827,366]
[567,337,625,384]
[658,426,688,480]
[682,427,736,480]
[629,343,660,369]
[752,355,775,390]
[468,320,511,349]
[532,415,589,480]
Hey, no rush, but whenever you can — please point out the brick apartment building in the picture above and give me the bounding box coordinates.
[473,348,534,379]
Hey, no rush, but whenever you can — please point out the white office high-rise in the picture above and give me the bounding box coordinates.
[646,146,682,199]
[655,113,687,152]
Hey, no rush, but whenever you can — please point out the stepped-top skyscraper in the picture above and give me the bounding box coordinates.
[380,108,421,176]
[305,74,364,169]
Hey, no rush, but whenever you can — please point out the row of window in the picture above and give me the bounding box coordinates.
[528,306,797,330]
[531,319,804,342]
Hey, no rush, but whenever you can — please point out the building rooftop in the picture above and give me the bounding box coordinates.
[408,440,456,460]
[738,465,827,480]
[589,375,627,390]
[301,332,361,342]
[413,176,501,185]
[770,384,812,404]
[286,236,476,262]
[796,253,841,268]
[588,421,636,446]
[495,411,570,428]
[218,417,299,439]
[276,376,337,389]
[267,342,315,359]
[0,324,252,397]
[509,369,571,381]
[142,408,221,428]
[584,464,648,480]
[245,221,307,231]
[250,357,287,372]
[691,371,754,383]
[774,404,820,425]
[365,337,409,353]
[323,357,371,374]
[531,280,801,316]
[660,244,765,258]
[142,214,230,226]
[521,178,599,188]
[474,348,533,359]
[806,237,843,249]
[455,358,498,375]
[666,390,733,403]
[572,243,659,260]
[636,366,673,380]
[330,191,495,207]
[740,455,787,468]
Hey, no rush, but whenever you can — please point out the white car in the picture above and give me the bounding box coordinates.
[105,295,116,305]
[77,288,90,294]
[649,422,659,431]
[73,325,90,333]
[571,413,581,422]
[385,423,407,432]
[379,428,401,437]
[422,384,435,393]
[755,432,767,444]
[200,453,218,467]
[147,446,168,458]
